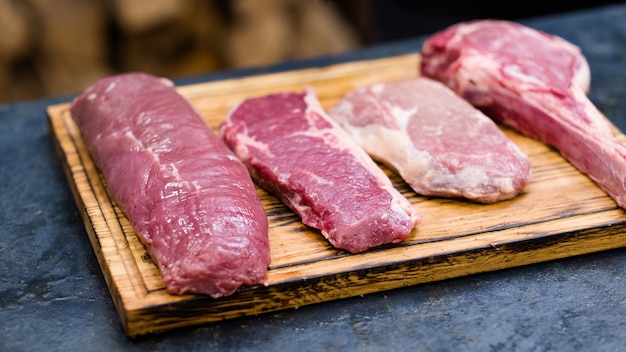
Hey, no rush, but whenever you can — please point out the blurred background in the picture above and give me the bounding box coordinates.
[0,0,622,104]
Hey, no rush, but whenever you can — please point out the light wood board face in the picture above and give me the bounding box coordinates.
[47,54,626,337]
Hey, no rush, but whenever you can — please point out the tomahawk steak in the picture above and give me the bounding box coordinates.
[421,20,626,209]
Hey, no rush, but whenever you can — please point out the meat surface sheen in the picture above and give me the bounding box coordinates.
[219,88,421,253]
[329,77,532,203]
[70,72,270,298]
[421,20,626,209]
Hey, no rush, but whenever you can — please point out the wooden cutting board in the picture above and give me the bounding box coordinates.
[47,53,626,337]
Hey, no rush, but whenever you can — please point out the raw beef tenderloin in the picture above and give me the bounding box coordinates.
[70,73,270,298]
[219,88,421,253]
[421,20,626,209]
[328,77,532,203]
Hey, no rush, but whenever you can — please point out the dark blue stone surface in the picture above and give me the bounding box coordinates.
[2,4,626,351]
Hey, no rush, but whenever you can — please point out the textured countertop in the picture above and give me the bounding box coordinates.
[2,4,626,351]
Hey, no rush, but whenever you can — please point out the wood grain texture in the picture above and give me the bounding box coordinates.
[47,53,626,337]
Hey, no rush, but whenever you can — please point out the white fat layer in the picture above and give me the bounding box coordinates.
[370,83,385,94]
[234,131,271,161]
[105,81,116,93]
[159,77,175,87]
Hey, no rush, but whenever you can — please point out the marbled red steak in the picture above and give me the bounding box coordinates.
[70,72,270,298]
[329,77,532,203]
[421,19,626,209]
[219,88,421,253]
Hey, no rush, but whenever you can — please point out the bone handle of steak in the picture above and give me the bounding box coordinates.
[420,20,625,208]
[480,84,626,209]
[560,123,626,209]
[545,93,626,209]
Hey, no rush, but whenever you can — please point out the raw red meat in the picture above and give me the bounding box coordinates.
[70,73,270,298]
[421,20,626,209]
[219,88,421,253]
[328,77,532,203]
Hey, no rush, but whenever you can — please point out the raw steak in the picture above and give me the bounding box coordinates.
[70,72,270,298]
[328,77,532,203]
[421,20,626,209]
[219,88,421,253]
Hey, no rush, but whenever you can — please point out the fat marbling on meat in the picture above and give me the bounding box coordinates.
[421,19,626,209]
[329,77,532,203]
[219,88,421,253]
[70,72,270,298]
